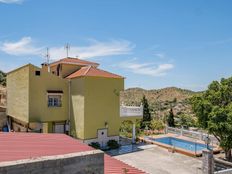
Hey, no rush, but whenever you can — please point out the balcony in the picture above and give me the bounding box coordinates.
[120,104,143,118]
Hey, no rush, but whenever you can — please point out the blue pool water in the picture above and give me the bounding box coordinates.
[151,137,210,152]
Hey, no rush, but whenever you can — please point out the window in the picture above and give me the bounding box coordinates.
[35,71,41,76]
[48,95,62,107]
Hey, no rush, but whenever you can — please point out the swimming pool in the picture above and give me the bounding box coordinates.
[150,137,210,152]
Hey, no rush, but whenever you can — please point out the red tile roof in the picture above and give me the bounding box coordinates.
[104,155,146,174]
[66,66,124,79]
[0,133,146,174]
[0,133,93,162]
[50,57,99,67]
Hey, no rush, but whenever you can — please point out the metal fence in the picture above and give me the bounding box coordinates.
[166,126,219,146]
[214,168,232,174]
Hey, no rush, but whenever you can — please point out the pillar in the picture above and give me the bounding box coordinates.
[132,122,136,144]
[181,126,183,136]
[165,125,168,134]
[202,149,214,174]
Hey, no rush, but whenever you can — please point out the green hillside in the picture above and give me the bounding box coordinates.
[120,87,200,118]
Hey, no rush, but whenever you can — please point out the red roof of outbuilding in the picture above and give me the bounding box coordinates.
[50,57,99,67]
[66,66,123,79]
[0,133,146,174]
[104,155,146,174]
[0,133,93,162]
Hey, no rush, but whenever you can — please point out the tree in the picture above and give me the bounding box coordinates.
[191,77,232,161]
[140,95,151,129]
[177,114,195,129]
[0,70,6,86]
[167,108,175,127]
[151,119,165,131]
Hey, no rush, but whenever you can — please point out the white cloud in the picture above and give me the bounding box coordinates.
[0,37,43,56]
[118,59,174,77]
[0,0,23,4]
[154,53,165,59]
[0,37,134,60]
[49,39,135,60]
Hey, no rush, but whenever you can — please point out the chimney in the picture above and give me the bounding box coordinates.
[41,63,49,72]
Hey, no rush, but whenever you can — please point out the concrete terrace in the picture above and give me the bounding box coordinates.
[113,144,202,174]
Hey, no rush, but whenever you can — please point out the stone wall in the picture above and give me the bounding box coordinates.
[0,150,104,174]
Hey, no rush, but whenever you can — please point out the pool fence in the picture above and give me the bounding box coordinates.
[165,126,219,146]
[214,168,232,174]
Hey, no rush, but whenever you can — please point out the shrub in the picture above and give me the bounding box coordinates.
[107,140,119,149]
[120,120,133,135]
[150,119,165,131]
[89,142,100,149]
[0,70,6,86]
[120,120,142,138]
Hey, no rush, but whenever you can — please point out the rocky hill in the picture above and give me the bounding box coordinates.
[120,87,199,118]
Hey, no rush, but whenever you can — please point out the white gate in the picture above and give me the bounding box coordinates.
[54,123,65,133]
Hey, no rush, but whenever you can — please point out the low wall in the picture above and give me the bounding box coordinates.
[0,150,104,174]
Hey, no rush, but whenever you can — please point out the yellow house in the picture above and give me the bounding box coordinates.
[7,57,142,146]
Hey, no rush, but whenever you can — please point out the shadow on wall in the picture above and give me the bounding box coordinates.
[0,106,7,131]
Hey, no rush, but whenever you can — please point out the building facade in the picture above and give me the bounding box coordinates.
[7,57,141,146]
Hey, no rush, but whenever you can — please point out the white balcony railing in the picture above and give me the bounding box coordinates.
[120,105,143,117]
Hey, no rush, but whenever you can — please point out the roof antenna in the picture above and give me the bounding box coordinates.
[65,43,70,58]
[45,47,50,72]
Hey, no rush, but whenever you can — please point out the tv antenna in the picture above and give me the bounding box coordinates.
[45,47,50,72]
[45,47,50,64]
[65,43,70,58]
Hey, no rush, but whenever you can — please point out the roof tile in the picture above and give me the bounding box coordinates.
[50,57,99,67]
[66,66,124,79]
[104,154,147,174]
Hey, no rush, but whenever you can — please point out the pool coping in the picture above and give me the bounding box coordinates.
[139,133,221,157]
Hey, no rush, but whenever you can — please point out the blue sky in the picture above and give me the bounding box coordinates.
[0,0,232,91]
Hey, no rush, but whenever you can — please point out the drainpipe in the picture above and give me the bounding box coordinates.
[68,79,71,135]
